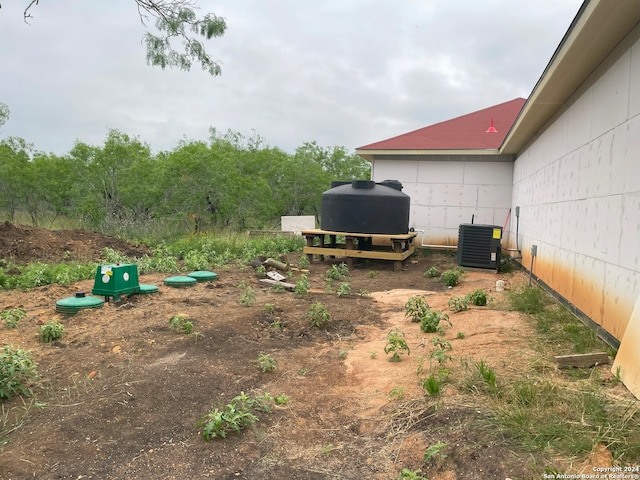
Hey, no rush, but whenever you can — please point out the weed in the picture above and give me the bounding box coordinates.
[0,345,39,400]
[274,393,290,405]
[307,302,331,328]
[169,314,194,334]
[0,397,44,447]
[394,468,427,480]
[430,348,451,366]
[477,360,497,389]
[448,295,468,312]
[322,443,335,456]
[294,274,310,297]
[441,269,462,287]
[404,295,430,323]
[297,368,309,376]
[336,282,352,298]
[193,331,204,343]
[507,285,547,314]
[613,366,622,385]
[533,305,604,354]
[254,265,267,277]
[339,349,348,359]
[359,289,370,297]
[297,255,310,269]
[384,328,410,362]
[239,286,256,306]
[456,331,466,339]
[389,386,405,401]
[270,283,286,293]
[264,303,276,315]
[1,308,26,329]
[39,321,65,342]
[467,289,490,306]
[368,271,378,278]
[326,263,349,280]
[420,310,451,334]
[431,337,452,350]
[197,391,275,440]
[370,351,377,359]
[424,266,440,278]
[422,370,450,397]
[255,354,277,372]
[424,440,448,463]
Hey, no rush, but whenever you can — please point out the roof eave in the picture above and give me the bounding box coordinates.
[356,148,502,162]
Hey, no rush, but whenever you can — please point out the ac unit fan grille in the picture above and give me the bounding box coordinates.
[457,224,501,270]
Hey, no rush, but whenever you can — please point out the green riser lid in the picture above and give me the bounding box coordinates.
[187,271,219,282]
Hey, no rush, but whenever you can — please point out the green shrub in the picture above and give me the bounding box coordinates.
[197,392,276,440]
[255,354,277,372]
[1,308,26,329]
[420,310,451,334]
[307,302,331,327]
[424,266,440,278]
[336,282,352,298]
[294,274,310,297]
[239,286,256,306]
[0,346,39,400]
[39,321,65,342]
[467,289,490,306]
[326,263,349,280]
[448,295,468,312]
[441,269,462,287]
[384,328,410,362]
[169,314,194,334]
[404,295,430,322]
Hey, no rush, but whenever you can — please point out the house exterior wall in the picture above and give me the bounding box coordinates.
[510,31,640,342]
[371,160,513,245]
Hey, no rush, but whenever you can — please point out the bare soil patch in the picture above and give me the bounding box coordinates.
[0,225,624,479]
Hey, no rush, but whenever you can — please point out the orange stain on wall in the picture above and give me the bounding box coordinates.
[532,256,632,341]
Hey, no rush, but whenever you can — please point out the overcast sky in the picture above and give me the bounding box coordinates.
[0,0,583,156]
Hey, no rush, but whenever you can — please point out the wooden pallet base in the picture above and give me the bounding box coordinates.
[301,229,417,271]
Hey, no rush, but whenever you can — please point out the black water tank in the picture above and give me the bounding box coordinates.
[320,180,410,234]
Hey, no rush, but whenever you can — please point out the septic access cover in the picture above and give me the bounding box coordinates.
[163,276,197,288]
[187,271,218,282]
[55,292,104,316]
[137,284,159,294]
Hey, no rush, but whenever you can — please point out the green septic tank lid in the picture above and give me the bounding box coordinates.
[163,276,197,288]
[56,292,104,315]
[187,271,218,282]
[137,284,159,294]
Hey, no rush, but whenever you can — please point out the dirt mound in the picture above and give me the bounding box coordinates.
[0,222,150,265]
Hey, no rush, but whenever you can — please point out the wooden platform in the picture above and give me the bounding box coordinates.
[301,229,417,271]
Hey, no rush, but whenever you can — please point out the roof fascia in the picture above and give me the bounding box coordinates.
[356,149,514,163]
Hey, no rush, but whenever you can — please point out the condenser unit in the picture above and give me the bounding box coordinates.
[457,224,502,270]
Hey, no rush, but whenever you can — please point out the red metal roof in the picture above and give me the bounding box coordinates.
[357,97,526,151]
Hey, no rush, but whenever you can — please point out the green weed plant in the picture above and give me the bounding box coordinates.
[0,346,39,400]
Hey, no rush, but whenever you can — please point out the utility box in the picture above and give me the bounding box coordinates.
[457,224,502,270]
[91,263,140,299]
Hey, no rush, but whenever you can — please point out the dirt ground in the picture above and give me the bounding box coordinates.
[0,224,621,479]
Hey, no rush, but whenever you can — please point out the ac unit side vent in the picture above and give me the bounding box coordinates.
[457,224,502,270]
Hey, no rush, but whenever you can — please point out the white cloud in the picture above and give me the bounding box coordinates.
[0,0,583,155]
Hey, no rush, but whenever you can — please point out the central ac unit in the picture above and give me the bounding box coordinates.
[457,224,502,270]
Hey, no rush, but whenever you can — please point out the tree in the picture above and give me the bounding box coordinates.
[13,1,227,76]
[0,102,9,129]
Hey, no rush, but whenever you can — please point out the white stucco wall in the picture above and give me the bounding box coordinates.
[510,33,640,341]
[372,160,513,246]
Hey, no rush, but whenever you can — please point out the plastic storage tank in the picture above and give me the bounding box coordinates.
[320,180,410,234]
